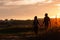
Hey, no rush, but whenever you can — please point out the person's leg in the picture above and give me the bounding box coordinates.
[46,25,49,33]
[45,24,48,32]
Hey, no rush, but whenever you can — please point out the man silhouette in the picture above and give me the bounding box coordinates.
[33,16,39,35]
[43,13,50,30]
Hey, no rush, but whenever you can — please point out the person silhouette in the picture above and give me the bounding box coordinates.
[43,13,50,30]
[33,16,39,35]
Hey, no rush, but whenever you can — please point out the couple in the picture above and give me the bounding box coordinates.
[33,13,50,34]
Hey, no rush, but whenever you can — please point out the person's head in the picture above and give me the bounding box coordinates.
[45,13,48,17]
[34,16,37,20]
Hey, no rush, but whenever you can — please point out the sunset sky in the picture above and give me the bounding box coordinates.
[0,0,60,20]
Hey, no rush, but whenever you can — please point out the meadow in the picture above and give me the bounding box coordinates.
[0,18,60,40]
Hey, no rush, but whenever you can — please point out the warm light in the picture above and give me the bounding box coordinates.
[50,13,60,18]
[50,16,56,18]
[57,13,60,18]
[56,4,60,6]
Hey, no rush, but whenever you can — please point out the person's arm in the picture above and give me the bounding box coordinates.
[37,20,41,26]
[49,17,51,23]
[49,18,51,27]
[43,18,45,24]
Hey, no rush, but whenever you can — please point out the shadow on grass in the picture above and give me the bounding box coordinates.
[0,27,60,40]
[0,27,33,34]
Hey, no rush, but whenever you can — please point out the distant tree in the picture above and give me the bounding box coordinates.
[10,19,14,21]
[5,19,8,22]
[4,19,10,27]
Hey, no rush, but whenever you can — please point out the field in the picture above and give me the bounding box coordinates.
[0,18,60,40]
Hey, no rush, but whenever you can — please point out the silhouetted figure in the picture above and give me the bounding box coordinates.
[43,13,50,30]
[33,16,39,35]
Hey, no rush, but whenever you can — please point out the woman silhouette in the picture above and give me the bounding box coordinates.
[33,16,39,34]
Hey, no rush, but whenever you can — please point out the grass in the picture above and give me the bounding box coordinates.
[0,26,60,40]
[0,27,33,34]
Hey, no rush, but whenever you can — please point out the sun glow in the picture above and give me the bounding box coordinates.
[57,13,60,18]
[50,16,56,18]
[50,13,60,18]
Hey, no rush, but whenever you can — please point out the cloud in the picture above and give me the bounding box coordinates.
[0,0,53,9]
[45,0,53,3]
[1,0,53,5]
[55,4,60,10]
[55,4,60,6]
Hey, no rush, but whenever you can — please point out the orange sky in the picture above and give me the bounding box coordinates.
[0,0,60,20]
